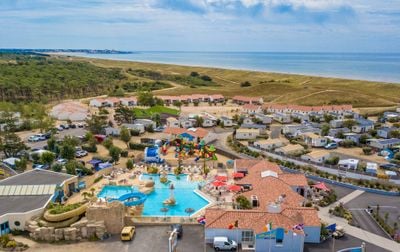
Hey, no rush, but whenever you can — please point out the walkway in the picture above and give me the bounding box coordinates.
[319,192,400,252]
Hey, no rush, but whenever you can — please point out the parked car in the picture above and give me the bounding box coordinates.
[154,126,166,132]
[28,135,40,142]
[60,124,69,129]
[56,126,64,131]
[75,150,88,158]
[70,124,77,129]
[170,224,183,239]
[380,163,399,169]
[56,158,67,165]
[36,134,47,141]
[120,226,135,241]
[43,132,52,139]
[32,164,50,170]
[213,237,237,251]
[325,142,338,149]
[77,123,85,128]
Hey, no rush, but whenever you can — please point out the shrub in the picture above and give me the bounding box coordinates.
[102,137,113,149]
[129,142,151,150]
[240,81,251,87]
[121,150,129,157]
[6,240,17,248]
[49,203,83,214]
[126,159,134,170]
[94,175,103,183]
[236,195,252,209]
[82,143,97,153]
[130,129,141,136]
[51,163,63,173]
[362,147,372,155]
[147,166,159,174]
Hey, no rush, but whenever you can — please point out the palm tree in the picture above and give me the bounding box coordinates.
[82,191,90,201]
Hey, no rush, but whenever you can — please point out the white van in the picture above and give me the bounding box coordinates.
[213,236,237,251]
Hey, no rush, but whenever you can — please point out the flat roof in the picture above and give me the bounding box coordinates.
[0,195,52,216]
[0,169,75,186]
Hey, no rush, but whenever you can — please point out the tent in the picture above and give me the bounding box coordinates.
[313,182,330,192]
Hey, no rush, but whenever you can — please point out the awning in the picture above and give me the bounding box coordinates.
[233,172,245,179]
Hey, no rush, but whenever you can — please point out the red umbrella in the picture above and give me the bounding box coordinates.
[227,185,242,192]
[215,175,228,182]
[212,180,226,187]
[313,182,330,192]
[233,172,244,179]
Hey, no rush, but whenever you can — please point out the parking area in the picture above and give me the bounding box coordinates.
[344,192,400,238]
[304,234,389,252]
[19,225,205,252]
[25,128,87,149]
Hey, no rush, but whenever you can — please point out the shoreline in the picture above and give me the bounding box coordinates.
[55,52,400,84]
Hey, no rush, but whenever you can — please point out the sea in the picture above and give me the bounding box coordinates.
[64,51,400,83]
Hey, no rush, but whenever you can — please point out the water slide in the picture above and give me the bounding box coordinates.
[110,192,147,207]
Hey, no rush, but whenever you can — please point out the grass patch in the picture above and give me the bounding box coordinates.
[133,105,179,118]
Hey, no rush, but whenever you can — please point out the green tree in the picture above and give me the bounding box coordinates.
[86,114,107,134]
[40,151,56,165]
[236,195,251,209]
[114,105,136,124]
[120,126,131,147]
[47,136,57,152]
[65,160,77,175]
[389,130,400,139]
[138,91,156,106]
[126,159,134,170]
[0,132,27,158]
[190,71,199,77]
[62,136,80,147]
[151,113,161,127]
[61,144,76,160]
[103,136,114,149]
[194,116,204,127]
[109,146,121,164]
[321,124,330,136]
[14,157,27,171]
[343,119,357,129]
[362,147,372,155]
[172,100,182,112]
[51,163,63,173]
[323,114,334,123]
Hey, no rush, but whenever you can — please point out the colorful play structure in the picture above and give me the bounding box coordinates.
[380,148,395,160]
[144,146,165,163]
[109,192,147,207]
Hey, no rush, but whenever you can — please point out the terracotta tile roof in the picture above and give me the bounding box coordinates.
[279,174,308,187]
[163,127,209,138]
[205,208,303,234]
[240,177,305,210]
[242,104,261,110]
[281,207,321,226]
[235,159,282,174]
[233,96,262,102]
[263,103,353,113]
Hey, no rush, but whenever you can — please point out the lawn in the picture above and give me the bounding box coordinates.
[133,105,179,118]
[57,55,400,108]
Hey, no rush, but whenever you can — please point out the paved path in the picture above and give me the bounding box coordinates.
[336,190,365,205]
[319,193,400,252]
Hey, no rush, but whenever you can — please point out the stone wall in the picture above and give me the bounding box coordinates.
[86,201,125,234]
[26,218,107,242]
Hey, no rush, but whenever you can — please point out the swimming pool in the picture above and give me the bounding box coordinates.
[97,174,210,216]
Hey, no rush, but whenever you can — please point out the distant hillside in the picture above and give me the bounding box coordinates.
[0,53,170,103]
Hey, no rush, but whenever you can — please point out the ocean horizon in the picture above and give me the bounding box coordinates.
[62,51,400,83]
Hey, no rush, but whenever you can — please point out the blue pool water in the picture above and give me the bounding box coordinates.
[97,174,210,216]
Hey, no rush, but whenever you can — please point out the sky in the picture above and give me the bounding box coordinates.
[0,0,400,52]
